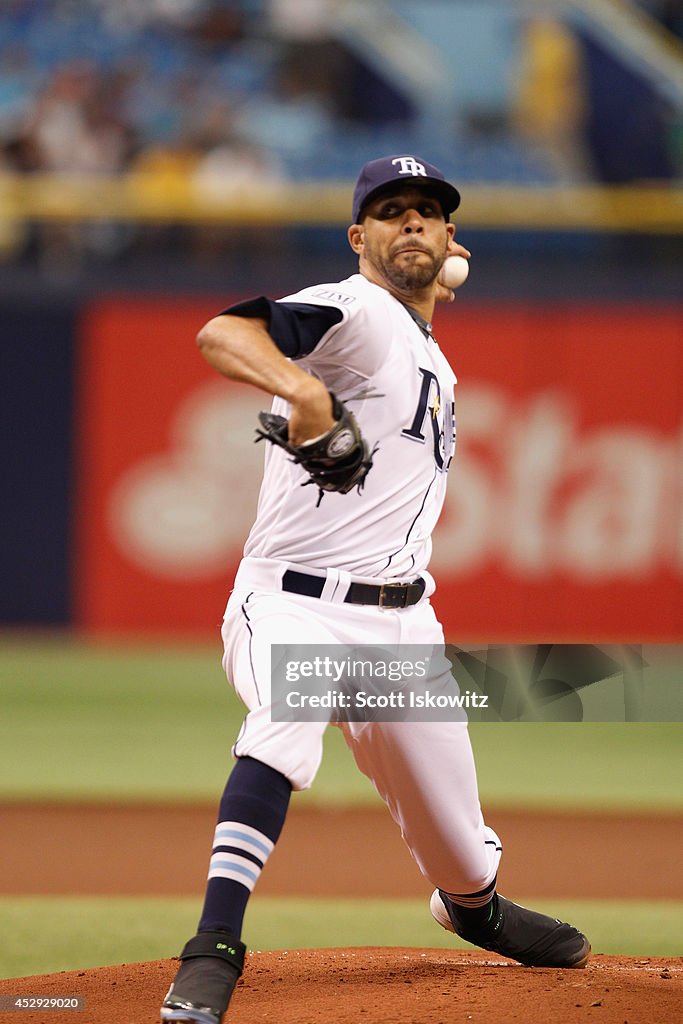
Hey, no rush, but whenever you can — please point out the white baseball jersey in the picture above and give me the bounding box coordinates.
[221,272,502,895]
[243,274,457,580]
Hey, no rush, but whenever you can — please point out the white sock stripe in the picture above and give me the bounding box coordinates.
[213,821,274,859]
[208,853,260,887]
[207,865,259,891]
[446,892,494,909]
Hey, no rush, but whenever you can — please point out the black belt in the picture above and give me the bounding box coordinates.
[282,569,425,609]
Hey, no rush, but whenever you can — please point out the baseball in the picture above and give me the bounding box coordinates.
[439,255,470,289]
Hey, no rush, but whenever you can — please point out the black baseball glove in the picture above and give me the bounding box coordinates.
[255,392,375,505]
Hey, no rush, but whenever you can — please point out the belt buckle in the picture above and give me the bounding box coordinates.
[378,582,407,609]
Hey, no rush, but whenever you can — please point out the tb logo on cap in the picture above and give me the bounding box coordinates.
[392,156,426,177]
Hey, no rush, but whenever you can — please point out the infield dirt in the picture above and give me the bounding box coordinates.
[2,802,682,898]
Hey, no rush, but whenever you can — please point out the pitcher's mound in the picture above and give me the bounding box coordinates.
[0,948,681,1024]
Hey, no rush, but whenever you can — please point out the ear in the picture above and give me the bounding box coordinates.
[444,224,459,256]
[347,224,364,254]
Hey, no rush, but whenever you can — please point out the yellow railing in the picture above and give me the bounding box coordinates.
[0,173,681,232]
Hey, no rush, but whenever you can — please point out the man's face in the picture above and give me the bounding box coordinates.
[349,187,454,294]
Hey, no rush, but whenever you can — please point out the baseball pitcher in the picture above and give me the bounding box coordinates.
[160,155,590,1024]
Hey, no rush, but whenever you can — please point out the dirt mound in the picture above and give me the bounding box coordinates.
[0,948,680,1024]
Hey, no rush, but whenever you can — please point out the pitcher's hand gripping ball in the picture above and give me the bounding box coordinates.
[255,392,375,505]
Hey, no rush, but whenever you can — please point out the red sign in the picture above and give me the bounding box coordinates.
[75,299,682,640]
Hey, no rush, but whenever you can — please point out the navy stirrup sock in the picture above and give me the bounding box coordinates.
[443,877,498,930]
[198,756,292,938]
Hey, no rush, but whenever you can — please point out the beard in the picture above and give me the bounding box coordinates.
[367,241,445,292]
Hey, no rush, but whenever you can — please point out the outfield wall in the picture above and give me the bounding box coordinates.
[0,297,77,625]
[73,298,681,641]
[3,291,678,640]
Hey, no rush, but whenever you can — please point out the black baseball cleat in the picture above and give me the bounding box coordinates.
[160,931,246,1024]
[430,890,591,968]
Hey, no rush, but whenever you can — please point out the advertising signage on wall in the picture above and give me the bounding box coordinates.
[75,298,682,640]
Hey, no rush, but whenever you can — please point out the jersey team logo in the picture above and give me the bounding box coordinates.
[402,367,455,472]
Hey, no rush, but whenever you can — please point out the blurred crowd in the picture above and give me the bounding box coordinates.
[0,0,343,268]
[2,2,285,183]
[1,0,679,184]
[0,0,423,188]
[0,0,680,273]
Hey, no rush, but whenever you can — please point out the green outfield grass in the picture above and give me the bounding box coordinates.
[0,896,680,981]
[1,636,681,808]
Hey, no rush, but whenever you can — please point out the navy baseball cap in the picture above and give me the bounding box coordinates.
[352,154,461,223]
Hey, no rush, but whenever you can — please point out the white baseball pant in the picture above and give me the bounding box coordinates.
[220,556,501,895]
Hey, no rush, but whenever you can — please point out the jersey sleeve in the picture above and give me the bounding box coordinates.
[285,281,392,384]
[219,296,343,359]
[222,278,393,390]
